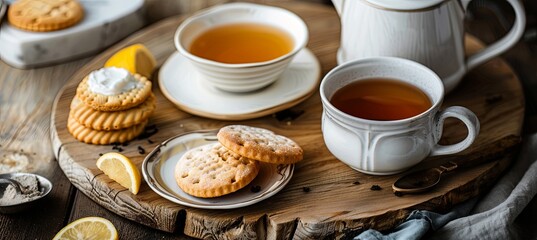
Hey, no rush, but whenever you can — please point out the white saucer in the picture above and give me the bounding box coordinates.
[158,48,320,120]
[142,130,294,209]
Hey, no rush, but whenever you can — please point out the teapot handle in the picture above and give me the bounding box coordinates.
[464,0,526,71]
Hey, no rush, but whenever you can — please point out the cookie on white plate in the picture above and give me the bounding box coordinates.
[174,142,260,198]
[217,125,303,164]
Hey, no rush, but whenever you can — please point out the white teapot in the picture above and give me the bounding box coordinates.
[332,0,526,92]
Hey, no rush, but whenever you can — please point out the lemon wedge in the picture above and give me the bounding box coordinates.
[104,44,157,79]
[96,152,141,194]
[53,217,118,240]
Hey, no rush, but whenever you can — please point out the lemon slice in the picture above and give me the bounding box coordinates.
[96,152,141,194]
[53,217,118,240]
[104,44,157,79]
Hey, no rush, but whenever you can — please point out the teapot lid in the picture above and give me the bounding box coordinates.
[365,0,448,11]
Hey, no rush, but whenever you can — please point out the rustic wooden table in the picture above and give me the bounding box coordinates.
[0,1,536,239]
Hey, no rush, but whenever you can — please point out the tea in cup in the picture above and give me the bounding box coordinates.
[174,3,308,93]
[320,57,480,175]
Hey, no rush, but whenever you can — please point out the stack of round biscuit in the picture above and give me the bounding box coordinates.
[67,68,155,145]
[175,125,303,198]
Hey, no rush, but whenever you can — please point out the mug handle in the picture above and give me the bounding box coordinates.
[463,0,526,71]
[430,106,480,156]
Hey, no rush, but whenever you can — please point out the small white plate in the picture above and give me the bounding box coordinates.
[158,48,320,120]
[142,130,294,210]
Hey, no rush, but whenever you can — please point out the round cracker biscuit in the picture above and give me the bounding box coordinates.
[175,142,260,198]
[76,72,152,112]
[67,113,147,145]
[217,125,303,164]
[8,0,84,32]
[70,93,156,131]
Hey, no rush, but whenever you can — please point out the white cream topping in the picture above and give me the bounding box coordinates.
[87,67,143,96]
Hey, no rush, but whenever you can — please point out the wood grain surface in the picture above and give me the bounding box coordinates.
[0,57,89,238]
[49,2,524,239]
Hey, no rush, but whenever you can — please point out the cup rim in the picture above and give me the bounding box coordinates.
[320,56,445,125]
[174,2,308,69]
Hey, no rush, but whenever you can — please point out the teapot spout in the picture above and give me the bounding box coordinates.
[331,0,344,15]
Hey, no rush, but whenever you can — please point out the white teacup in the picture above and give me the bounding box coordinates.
[174,3,308,93]
[320,57,480,175]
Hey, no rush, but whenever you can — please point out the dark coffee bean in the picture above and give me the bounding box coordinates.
[137,125,159,139]
[250,185,261,193]
[485,94,503,105]
[138,146,146,154]
[274,109,305,121]
[370,185,382,191]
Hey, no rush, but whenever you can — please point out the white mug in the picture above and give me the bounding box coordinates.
[332,0,526,93]
[320,57,480,175]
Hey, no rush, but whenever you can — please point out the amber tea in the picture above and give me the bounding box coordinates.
[189,23,294,64]
[330,78,432,121]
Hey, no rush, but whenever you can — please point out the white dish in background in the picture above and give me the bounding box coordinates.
[158,48,320,119]
[142,130,295,210]
[0,0,144,68]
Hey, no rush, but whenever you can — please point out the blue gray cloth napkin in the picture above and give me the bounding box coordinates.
[355,133,537,240]
[355,199,477,240]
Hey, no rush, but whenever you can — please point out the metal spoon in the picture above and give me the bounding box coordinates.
[0,178,23,195]
[392,135,521,195]
[0,0,6,25]
[393,161,458,194]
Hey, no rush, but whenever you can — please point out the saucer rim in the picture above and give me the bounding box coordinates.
[158,48,321,120]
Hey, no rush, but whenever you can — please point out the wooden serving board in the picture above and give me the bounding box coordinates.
[50,2,524,239]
